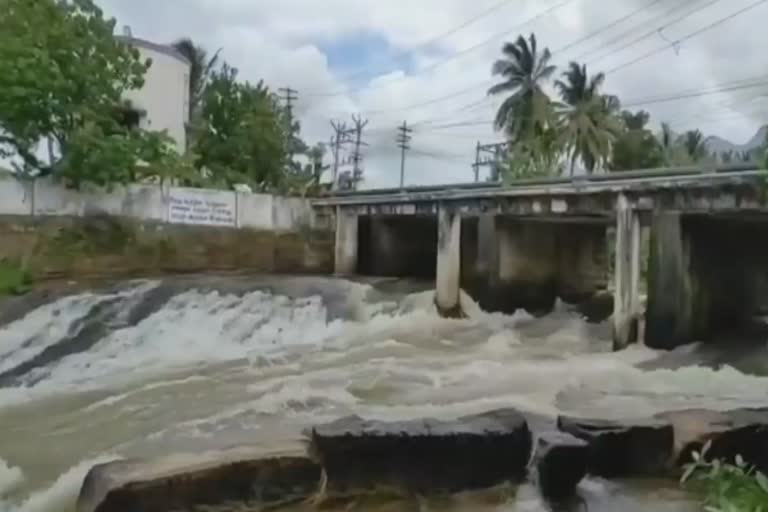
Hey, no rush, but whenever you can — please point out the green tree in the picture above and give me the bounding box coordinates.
[0,0,182,187]
[555,62,622,174]
[195,63,287,189]
[305,143,328,186]
[658,122,676,164]
[681,129,708,162]
[172,38,221,118]
[609,110,665,171]
[502,128,564,181]
[488,34,557,142]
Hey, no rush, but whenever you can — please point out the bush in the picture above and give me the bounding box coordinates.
[0,260,32,296]
[682,442,768,512]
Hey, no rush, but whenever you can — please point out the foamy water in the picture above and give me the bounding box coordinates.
[0,276,766,511]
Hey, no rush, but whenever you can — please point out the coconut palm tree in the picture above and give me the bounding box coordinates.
[172,38,221,147]
[720,150,734,163]
[681,129,707,162]
[555,62,621,174]
[487,33,557,142]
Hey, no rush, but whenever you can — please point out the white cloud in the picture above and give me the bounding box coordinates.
[95,0,768,188]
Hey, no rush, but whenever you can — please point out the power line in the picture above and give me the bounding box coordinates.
[607,0,768,74]
[306,0,578,98]
[339,0,671,123]
[333,0,521,83]
[572,0,720,63]
[396,121,414,188]
[404,76,768,131]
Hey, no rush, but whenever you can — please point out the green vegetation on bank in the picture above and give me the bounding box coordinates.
[682,445,768,512]
[0,260,32,296]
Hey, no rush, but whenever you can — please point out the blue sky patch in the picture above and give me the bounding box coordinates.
[318,32,422,86]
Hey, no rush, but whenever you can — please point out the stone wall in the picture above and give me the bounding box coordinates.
[0,178,333,280]
[0,216,333,280]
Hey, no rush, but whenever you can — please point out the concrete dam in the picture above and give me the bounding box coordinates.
[315,165,768,350]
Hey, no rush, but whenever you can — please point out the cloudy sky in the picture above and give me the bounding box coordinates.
[96,0,768,188]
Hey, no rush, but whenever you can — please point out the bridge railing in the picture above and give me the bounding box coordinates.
[329,163,763,198]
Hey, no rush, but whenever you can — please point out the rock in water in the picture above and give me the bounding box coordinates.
[77,448,320,512]
[657,408,768,474]
[305,408,532,494]
[557,416,674,477]
[535,432,589,501]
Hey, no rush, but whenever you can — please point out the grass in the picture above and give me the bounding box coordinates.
[0,260,32,296]
[682,443,768,512]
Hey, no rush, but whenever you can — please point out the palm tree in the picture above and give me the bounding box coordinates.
[555,62,621,174]
[681,129,707,162]
[488,33,557,142]
[172,38,221,143]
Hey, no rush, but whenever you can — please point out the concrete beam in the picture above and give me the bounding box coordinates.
[435,204,462,317]
[613,194,641,351]
[334,207,358,275]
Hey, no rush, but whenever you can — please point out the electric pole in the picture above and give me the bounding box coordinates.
[330,121,354,189]
[472,141,509,182]
[396,121,413,189]
[278,87,298,161]
[350,115,369,190]
[472,141,481,182]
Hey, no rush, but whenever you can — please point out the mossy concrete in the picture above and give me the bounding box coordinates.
[0,215,334,282]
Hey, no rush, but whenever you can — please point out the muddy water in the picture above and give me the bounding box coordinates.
[0,275,767,511]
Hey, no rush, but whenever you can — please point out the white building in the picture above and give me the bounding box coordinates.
[117,35,191,153]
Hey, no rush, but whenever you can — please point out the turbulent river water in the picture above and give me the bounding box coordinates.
[1,275,768,512]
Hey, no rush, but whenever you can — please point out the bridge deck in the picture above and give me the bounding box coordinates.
[313,168,767,216]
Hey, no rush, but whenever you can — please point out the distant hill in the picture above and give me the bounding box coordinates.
[704,125,768,155]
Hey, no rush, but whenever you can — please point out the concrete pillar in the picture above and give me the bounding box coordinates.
[369,217,397,275]
[645,212,698,349]
[435,204,462,317]
[334,207,358,275]
[613,195,641,350]
[495,218,558,313]
[475,215,497,278]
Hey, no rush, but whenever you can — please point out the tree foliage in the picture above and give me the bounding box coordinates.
[194,64,287,189]
[0,0,186,187]
[555,62,622,174]
[610,110,665,171]
[488,34,557,141]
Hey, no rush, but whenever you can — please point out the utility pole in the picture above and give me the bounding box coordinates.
[350,115,369,190]
[472,141,509,182]
[472,141,481,182]
[396,121,413,189]
[278,87,299,161]
[330,121,353,189]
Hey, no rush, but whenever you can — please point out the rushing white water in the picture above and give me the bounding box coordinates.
[0,275,766,511]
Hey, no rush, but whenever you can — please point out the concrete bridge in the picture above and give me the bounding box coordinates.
[312,165,768,350]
